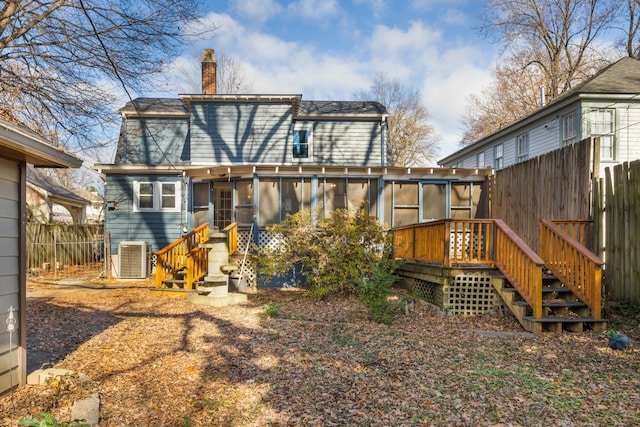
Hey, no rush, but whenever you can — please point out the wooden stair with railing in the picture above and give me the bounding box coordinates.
[392,218,606,333]
[154,222,239,295]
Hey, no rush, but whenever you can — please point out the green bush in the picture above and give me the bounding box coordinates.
[256,208,403,322]
[18,412,88,427]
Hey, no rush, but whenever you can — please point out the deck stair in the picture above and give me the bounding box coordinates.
[154,222,239,296]
[492,273,607,333]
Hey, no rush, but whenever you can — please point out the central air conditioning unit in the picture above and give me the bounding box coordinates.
[118,241,151,279]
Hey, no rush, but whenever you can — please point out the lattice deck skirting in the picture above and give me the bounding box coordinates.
[404,272,505,315]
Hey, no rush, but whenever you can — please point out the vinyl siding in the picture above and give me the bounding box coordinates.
[0,157,21,396]
[105,174,185,252]
[190,102,293,164]
[119,117,190,164]
[307,120,384,166]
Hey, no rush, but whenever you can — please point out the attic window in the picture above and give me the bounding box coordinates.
[293,130,310,159]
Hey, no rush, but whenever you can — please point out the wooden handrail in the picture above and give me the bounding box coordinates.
[540,220,603,319]
[154,222,240,290]
[392,219,495,267]
[550,219,592,247]
[494,219,545,319]
[223,222,239,256]
[155,223,209,289]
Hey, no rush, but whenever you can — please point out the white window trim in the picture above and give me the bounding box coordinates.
[562,111,577,146]
[477,151,485,167]
[494,144,504,169]
[292,128,313,161]
[133,181,182,213]
[516,133,529,162]
[589,108,616,161]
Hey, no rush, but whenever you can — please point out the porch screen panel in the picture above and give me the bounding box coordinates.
[324,179,347,217]
[282,179,306,218]
[383,182,393,227]
[193,182,209,227]
[236,180,255,226]
[369,179,379,218]
[471,183,483,218]
[422,183,446,221]
[348,180,369,211]
[259,178,280,227]
[450,183,472,219]
[394,182,418,226]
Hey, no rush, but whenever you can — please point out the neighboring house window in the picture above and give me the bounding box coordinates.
[133,181,181,212]
[494,144,504,169]
[477,151,485,167]
[590,109,615,161]
[516,133,529,162]
[293,130,311,159]
[562,111,577,146]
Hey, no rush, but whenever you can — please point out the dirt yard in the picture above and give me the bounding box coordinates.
[1,275,639,426]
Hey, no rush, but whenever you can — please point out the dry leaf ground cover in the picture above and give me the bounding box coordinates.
[1,275,639,427]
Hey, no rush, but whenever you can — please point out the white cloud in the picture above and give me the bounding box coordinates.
[288,0,340,20]
[366,21,442,81]
[420,47,495,158]
[229,0,283,22]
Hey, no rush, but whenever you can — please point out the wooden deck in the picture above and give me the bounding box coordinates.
[392,219,605,333]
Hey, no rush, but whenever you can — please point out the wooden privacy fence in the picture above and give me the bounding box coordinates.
[604,160,640,304]
[492,138,594,252]
[27,223,104,275]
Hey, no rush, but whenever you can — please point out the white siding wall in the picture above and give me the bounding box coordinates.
[0,157,22,395]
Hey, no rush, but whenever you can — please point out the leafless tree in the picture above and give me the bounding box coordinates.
[460,56,548,144]
[0,0,213,154]
[355,72,440,167]
[460,0,619,144]
[480,0,616,97]
[617,0,640,57]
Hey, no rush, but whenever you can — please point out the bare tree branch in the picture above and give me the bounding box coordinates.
[0,0,214,154]
[355,72,440,167]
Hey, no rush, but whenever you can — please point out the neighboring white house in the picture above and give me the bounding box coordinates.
[439,57,640,175]
[0,118,81,396]
[26,165,91,224]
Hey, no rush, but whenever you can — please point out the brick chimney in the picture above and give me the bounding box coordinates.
[201,49,217,94]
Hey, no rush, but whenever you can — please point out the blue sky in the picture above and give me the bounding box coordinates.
[158,0,499,163]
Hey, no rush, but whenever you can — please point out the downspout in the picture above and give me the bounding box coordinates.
[380,115,388,167]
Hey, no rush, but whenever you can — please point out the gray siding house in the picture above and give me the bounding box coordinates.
[96,49,491,279]
[439,57,640,174]
[0,118,81,396]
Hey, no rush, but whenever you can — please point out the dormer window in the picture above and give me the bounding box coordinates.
[293,130,310,159]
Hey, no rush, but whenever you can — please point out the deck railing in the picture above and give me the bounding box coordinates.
[540,220,603,319]
[155,222,240,289]
[494,220,545,319]
[155,223,209,289]
[550,219,592,248]
[392,219,495,267]
[392,219,546,319]
[224,222,239,256]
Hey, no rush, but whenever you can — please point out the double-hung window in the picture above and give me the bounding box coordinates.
[494,144,504,169]
[562,111,577,146]
[133,181,181,212]
[293,129,311,159]
[589,109,615,161]
[516,133,529,162]
[477,151,485,167]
